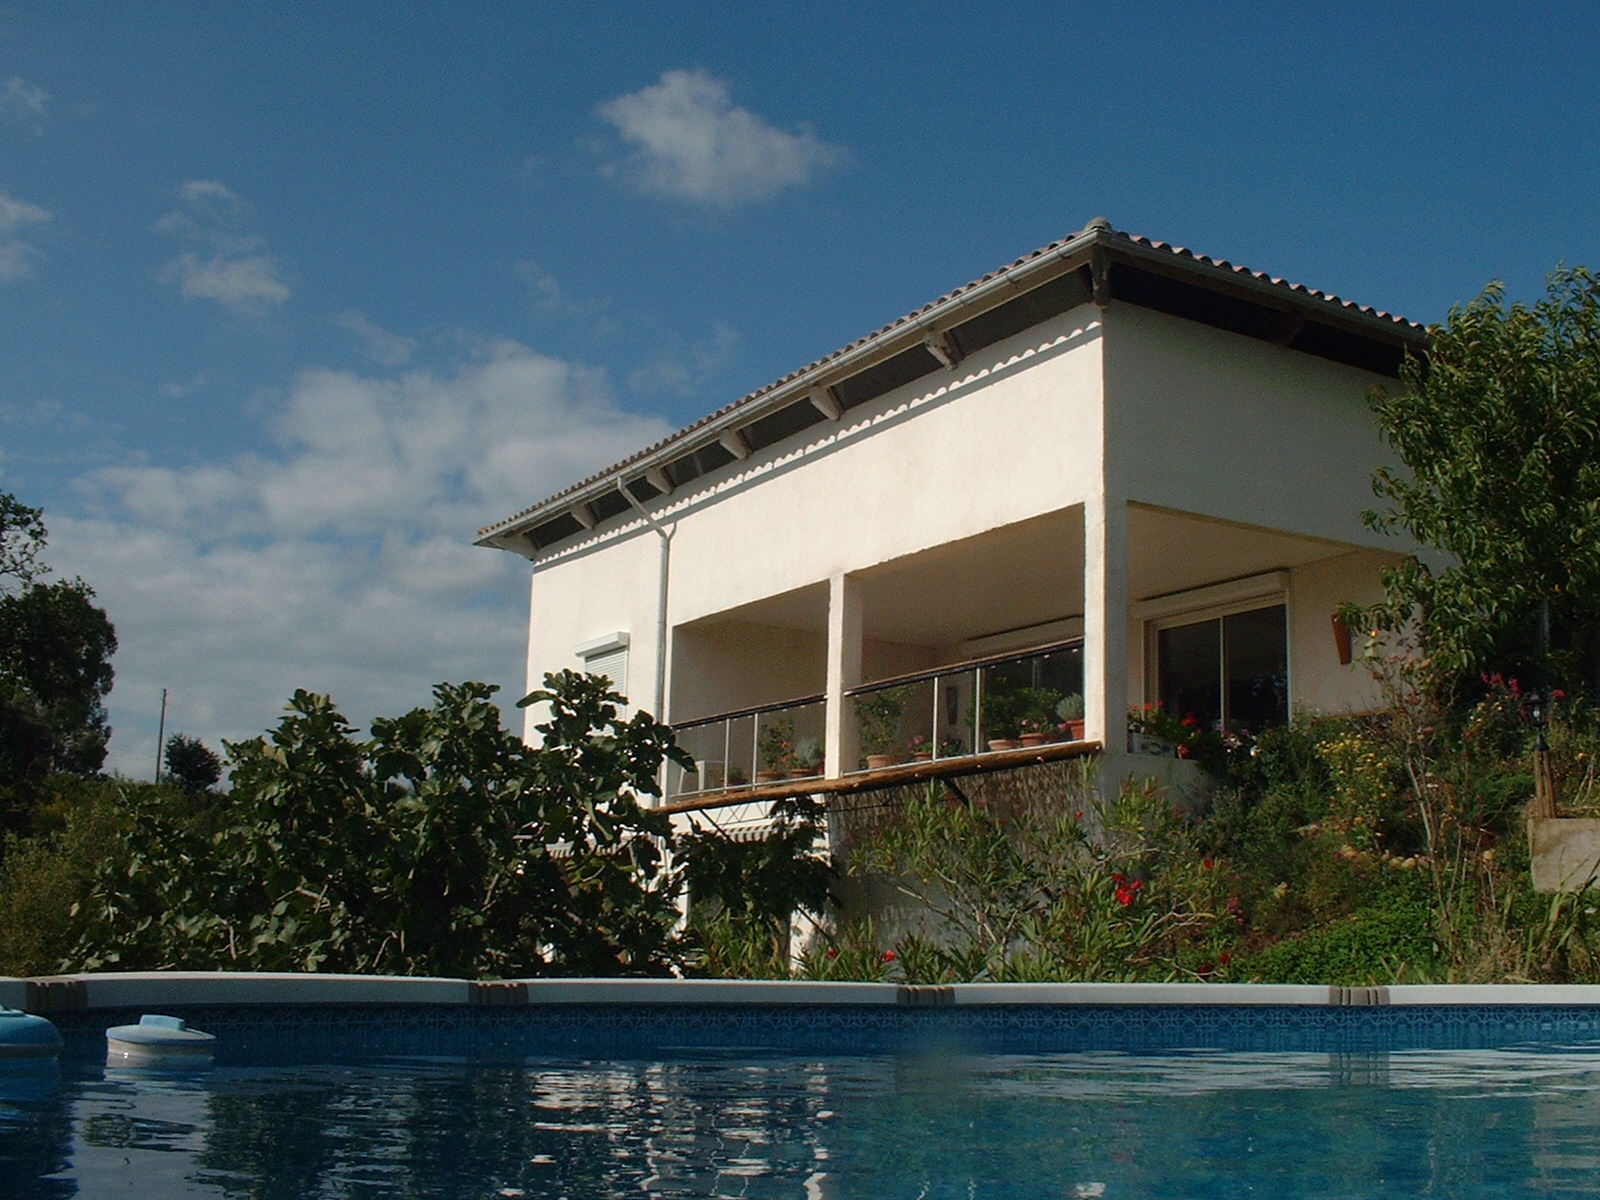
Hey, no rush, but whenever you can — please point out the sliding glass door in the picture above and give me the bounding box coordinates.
[1155,603,1287,734]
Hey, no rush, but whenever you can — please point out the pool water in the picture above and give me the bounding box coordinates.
[7,1039,1600,1198]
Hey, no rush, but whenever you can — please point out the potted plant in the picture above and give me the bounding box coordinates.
[1055,692,1085,741]
[938,734,967,758]
[908,734,932,762]
[855,686,909,769]
[980,679,1023,750]
[1127,704,1181,756]
[790,735,824,778]
[1017,717,1051,748]
[757,716,794,782]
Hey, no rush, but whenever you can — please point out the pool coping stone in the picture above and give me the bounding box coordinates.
[9,974,1600,1015]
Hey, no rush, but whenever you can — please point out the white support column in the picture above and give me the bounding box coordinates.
[823,572,863,778]
[1082,496,1130,749]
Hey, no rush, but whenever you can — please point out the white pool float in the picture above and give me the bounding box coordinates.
[105,1014,215,1066]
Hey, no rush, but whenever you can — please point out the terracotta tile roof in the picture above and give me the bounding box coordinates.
[478,220,1424,540]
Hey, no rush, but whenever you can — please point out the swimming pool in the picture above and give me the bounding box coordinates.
[6,978,1600,1198]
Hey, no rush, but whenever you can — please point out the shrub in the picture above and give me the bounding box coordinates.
[846,767,1236,982]
[0,776,131,975]
[64,672,691,978]
[678,794,833,979]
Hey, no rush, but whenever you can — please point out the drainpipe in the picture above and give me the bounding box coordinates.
[617,480,673,719]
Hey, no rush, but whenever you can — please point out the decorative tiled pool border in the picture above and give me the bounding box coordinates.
[12,975,1600,1058]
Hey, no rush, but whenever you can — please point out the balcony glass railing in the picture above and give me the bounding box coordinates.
[846,640,1084,772]
[665,695,826,799]
[663,641,1087,796]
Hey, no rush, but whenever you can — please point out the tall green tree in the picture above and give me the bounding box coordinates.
[163,733,224,794]
[0,491,117,806]
[1359,266,1600,690]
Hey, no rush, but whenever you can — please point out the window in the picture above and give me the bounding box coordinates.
[1154,603,1286,734]
[575,632,630,700]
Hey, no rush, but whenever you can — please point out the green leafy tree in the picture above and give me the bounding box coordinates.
[1357,267,1600,689]
[163,733,224,794]
[66,672,693,977]
[0,492,117,831]
[0,492,46,588]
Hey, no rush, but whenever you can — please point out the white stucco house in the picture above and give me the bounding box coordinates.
[476,218,1425,808]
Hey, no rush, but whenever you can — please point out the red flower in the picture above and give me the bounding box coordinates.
[1202,857,1214,871]
[882,950,896,962]
[826,948,838,960]
[1074,810,1084,820]
[1114,883,1137,906]
[1182,713,1200,728]
[1554,689,1568,701]
[1220,953,1231,966]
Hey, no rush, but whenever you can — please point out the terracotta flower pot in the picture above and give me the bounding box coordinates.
[987,738,1020,752]
[910,751,932,762]
[864,753,900,770]
[1018,732,1049,747]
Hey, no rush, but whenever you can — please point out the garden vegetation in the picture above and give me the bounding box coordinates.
[7,267,1600,982]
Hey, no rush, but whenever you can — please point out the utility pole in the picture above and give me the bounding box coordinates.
[155,687,168,782]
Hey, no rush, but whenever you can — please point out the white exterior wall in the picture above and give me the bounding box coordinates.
[1286,549,1398,715]
[524,307,1108,732]
[523,527,662,739]
[1103,304,1399,549]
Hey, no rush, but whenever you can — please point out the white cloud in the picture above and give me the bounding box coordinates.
[627,320,738,398]
[47,340,674,776]
[515,260,569,313]
[161,370,213,399]
[336,309,418,367]
[156,179,290,314]
[162,252,290,312]
[0,189,52,281]
[0,76,49,132]
[598,69,842,208]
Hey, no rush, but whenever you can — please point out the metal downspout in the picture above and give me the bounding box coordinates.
[618,481,673,719]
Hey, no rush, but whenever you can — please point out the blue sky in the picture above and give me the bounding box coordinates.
[2,2,1597,775]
